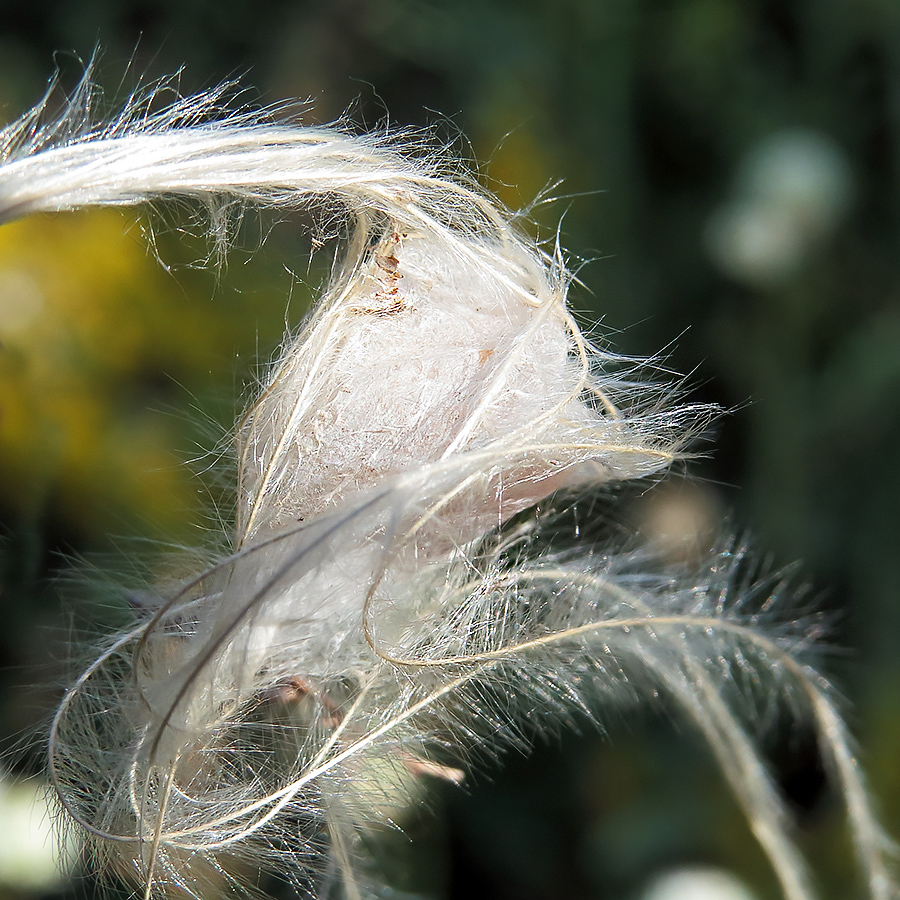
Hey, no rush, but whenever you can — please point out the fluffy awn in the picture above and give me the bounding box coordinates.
[0,73,895,900]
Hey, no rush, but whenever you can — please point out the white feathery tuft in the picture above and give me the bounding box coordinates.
[1,71,895,900]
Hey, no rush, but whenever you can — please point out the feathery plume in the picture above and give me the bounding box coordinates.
[1,71,895,900]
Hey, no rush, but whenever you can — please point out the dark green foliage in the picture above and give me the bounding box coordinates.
[1,3,898,898]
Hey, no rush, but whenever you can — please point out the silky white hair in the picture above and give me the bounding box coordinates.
[1,73,895,900]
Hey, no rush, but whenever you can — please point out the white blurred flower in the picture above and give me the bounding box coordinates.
[706,129,853,288]
[642,867,759,900]
[0,774,80,892]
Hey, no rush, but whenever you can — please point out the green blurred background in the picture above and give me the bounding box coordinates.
[1,2,899,899]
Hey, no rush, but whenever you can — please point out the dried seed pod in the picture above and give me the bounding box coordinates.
[1,71,894,900]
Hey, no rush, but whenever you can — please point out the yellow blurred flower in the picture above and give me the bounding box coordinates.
[0,209,224,539]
